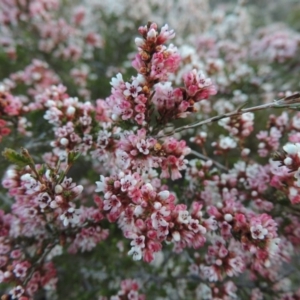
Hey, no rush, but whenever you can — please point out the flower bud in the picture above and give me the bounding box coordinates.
[135,37,144,47]
[73,185,83,196]
[158,190,170,201]
[241,148,250,157]
[55,184,63,194]
[224,213,233,222]
[55,195,64,205]
[216,202,223,208]
[66,106,76,116]
[134,205,144,216]
[215,259,222,266]
[284,157,292,165]
[50,200,58,209]
[60,138,69,146]
[144,183,154,191]
[153,202,162,210]
[172,231,181,242]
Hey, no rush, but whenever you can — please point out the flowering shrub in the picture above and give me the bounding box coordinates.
[1,0,300,299]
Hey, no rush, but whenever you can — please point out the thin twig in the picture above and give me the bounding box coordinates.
[189,150,228,171]
[23,242,57,286]
[155,94,300,138]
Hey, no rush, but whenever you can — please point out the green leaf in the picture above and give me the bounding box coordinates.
[67,150,81,164]
[2,148,32,167]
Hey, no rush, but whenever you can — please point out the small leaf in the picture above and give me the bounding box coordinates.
[38,164,47,176]
[67,150,81,164]
[2,148,32,167]
[57,171,65,184]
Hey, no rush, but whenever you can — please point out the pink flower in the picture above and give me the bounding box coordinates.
[123,80,142,98]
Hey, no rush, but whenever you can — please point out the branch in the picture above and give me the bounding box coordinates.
[156,93,300,138]
[189,150,228,171]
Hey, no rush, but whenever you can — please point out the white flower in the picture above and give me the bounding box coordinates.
[21,173,40,194]
[110,73,123,88]
[267,238,280,255]
[38,192,52,209]
[128,246,142,261]
[177,210,190,224]
[250,224,268,240]
[116,149,131,169]
[95,175,106,192]
[242,112,254,121]
[60,207,80,227]
[219,136,237,149]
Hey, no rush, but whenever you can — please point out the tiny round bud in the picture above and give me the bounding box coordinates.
[60,138,69,146]
[284,157,292,165]
[216,202,223,208]
[251,191,258,197]
[113,181,121,189]
[200,132,207,138]
[111,114,118,121]
[154,142,162,151]
[135,37,144,47]
[241,148,250,156]
[4,271,11,278]
[140,51,150,61]
[172,231,181,242]
[144,183,154,191]
[264,259,271,268]
[224,213,233,222]
[158,190,170,201]
[215,259,222,266]
[153,202,162,210]
[205,160,213,167]
[1,294,10,300]
[55,184,63,194]
[73,185,83,195]
[55,195,64,205]
[134,205,144,216]
[32,72,41,81]
[66,106,76,116]
[135,218,145,230]
[50,200,58,209]
[196,211,203,218]
[141,200,148,208]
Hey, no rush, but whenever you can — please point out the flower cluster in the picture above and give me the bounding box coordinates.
[95,172,207,262]
[99,279,145,300]
[1,2,300,298]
